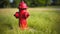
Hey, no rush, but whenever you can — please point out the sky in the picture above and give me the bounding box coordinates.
[9,0,14,3]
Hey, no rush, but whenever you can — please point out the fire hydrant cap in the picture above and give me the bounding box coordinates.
[19,1,28,9]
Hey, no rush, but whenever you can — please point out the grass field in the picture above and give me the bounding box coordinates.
[0,8,60,34]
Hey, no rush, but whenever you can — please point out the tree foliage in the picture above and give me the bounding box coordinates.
[0,0,60,8]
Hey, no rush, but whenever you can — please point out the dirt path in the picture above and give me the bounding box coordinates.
[0,8,60,12]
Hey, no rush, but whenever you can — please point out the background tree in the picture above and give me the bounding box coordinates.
[0,0,10,8]
[0,0,60,8]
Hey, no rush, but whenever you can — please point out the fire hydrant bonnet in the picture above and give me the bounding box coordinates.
[19,1,28,9]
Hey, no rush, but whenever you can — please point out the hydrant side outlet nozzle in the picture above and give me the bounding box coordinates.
[14,12,19,18]
[14,1,29,30]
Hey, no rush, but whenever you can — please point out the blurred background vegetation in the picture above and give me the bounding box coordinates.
[0,0,60,8]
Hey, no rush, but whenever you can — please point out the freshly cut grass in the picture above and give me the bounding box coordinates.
[0,8,60,34]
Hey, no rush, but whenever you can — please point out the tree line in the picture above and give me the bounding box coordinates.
[0,0,60,8]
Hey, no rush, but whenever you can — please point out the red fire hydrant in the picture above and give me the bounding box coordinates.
[14,1,29,30]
